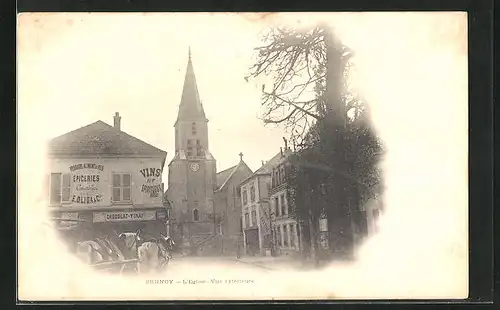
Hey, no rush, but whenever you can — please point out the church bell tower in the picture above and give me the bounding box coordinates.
[167,48,217,247]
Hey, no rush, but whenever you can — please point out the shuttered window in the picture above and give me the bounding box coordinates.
[112,173,131,203]
[50,173,71,204]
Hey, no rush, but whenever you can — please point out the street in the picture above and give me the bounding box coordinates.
[166,256,277,275]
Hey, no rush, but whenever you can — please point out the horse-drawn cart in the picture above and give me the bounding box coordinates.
[49,217,140,275]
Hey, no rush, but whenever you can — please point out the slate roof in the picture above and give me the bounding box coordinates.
[176,51,207,122]
[48,120,167,158]
[216,160,253,191]
[240,148,293,186]
[216,165,237,187]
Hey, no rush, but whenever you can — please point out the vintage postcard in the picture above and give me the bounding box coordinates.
[17,12,468,301]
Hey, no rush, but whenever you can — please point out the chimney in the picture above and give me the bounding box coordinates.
[280,147,283,156]
[261,160,265,166]
[113,112,121,131]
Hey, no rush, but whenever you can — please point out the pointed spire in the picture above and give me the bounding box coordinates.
[176,47,207,122]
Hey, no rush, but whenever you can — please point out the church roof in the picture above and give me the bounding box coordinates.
[48,120,167,160]
[216,159,253,191]
[176,48,207,123]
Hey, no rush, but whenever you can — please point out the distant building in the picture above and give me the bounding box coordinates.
[47,113,168,238]
[213,153,253,256]
[239,152,282,256]
[166,49,252,256]
[268,147,301,257]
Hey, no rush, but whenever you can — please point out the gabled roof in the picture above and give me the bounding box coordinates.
[48,120,167,159]
[216,160,253,191]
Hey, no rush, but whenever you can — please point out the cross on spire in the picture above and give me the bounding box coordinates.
[239,152,243,161]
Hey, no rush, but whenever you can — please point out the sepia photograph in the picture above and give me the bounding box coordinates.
[17,12,468,301]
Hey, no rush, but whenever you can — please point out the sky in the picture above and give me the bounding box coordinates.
[18,12,468,300]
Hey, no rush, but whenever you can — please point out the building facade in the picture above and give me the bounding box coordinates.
[166,50,218,253]
[47,113,168,239]
[268,147,301,257]
[166,50,252,256]
[213,154,253,256]
[239,153,283,256]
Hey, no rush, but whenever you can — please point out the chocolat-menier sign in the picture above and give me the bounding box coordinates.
[93,210,157,223]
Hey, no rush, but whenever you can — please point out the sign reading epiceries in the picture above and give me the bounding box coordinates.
[139,167,163,198]
[93,211,157,223]
[70,163,104,204]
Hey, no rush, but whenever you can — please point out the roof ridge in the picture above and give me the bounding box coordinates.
[216,164,237,176]
[51,120,110,140]
[112,125,166,154]
[218,160,252,191]
[49,120,166,157]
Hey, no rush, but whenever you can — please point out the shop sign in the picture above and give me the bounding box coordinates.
[93,210,157,223]
[60,212,79,226]
[70,163,105,204]
[139,167,163,198]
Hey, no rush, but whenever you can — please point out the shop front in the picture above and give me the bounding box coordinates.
[50,207,169,241]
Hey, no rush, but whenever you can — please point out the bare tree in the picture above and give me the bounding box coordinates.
[245,24,364,147]
[247,23,384,264]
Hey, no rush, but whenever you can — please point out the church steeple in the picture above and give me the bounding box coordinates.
[176,47,207,123]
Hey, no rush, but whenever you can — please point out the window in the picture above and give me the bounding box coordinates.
[277,226,282,247]
[373,209,380,221]
[193,209,199,221]
[250,185,255,202]
[281,194,286,215]
[283,224,289,247]
[187,139,193,156]
[290,224,296,247]
[112,173,131,203]
[275,197,280,216]
[196,140,203,156]
[280,166,286,184]
[191,122,197,135]
[236,187,241,197]
[251,210,257,227]
[242,189,248,205]
[244,213,250,228]
[49,173,71,204]
[276,168,281,186]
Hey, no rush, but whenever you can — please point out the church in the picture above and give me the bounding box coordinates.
[165,50,253,256]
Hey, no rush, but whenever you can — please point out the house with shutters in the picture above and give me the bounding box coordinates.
[238,151,283,256]
[46,112,169,238]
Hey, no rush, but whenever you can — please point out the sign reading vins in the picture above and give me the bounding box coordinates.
[139,167,162,198]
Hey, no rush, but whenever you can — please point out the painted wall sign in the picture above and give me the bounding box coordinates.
[139,167,162,198]
[93,211,157,223]
[70,163,104,204]
[70,163,104,172]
